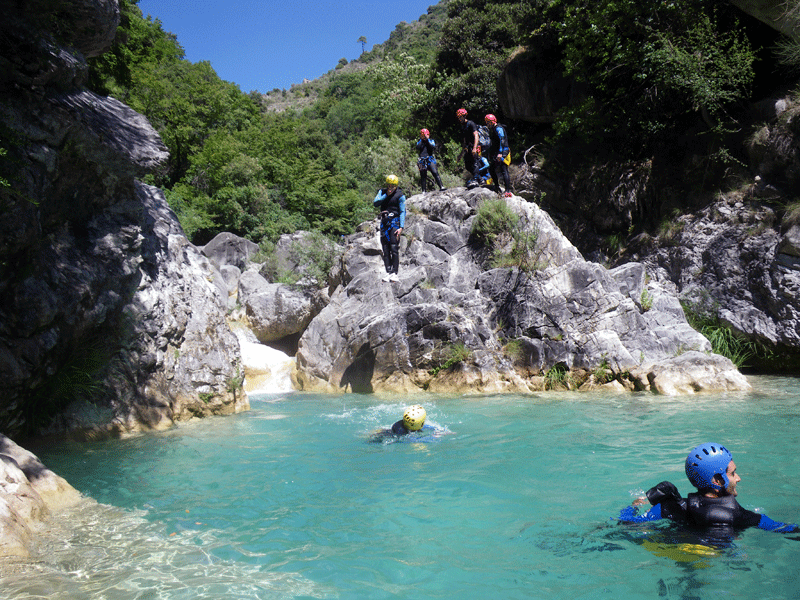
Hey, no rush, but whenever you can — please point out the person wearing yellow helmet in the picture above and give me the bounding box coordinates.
[369,404,448,442]
[391,404,427,434]
[373,174,406,283]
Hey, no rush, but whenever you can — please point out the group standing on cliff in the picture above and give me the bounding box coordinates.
[374,108,513,282]
[412,108,512,197]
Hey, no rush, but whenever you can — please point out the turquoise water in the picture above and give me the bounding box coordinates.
[5,376,800,599]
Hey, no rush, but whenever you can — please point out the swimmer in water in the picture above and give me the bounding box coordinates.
[619,442,799,545]
[370,405,437,442]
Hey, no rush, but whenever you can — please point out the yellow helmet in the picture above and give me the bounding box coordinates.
[403,405,426,431]
[386,174,399,186]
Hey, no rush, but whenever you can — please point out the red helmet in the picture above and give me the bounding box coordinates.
[456,108,467,117]
[420,128,430,137]
[484,114,497,125]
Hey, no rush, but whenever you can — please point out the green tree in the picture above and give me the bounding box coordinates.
[549,0,756,157]
[426,0,540,115]
[87,0,184,96]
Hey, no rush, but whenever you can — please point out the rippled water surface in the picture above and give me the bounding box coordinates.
[5,376,800,599]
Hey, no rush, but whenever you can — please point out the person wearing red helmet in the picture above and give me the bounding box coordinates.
[455,108,480,185]
[484,114,512,197]
[416,128,446,193]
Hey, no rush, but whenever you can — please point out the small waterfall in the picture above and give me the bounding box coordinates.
[235,329,295,394]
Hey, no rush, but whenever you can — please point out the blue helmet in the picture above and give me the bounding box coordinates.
[685,442,732,491]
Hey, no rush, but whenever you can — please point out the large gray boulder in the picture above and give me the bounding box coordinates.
[294,188,741,395]
[238,270,321,344]
[201,232,261,271]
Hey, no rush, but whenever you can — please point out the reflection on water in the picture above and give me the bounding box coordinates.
[6,377,800,599]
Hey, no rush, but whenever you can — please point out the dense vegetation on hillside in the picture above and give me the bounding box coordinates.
[88,0,796,247]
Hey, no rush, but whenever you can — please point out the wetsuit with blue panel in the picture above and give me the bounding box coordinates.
[416,134,445,193]
[620,443,799,545]
[486,117,511,195]
[373,185,406,276]
[619,480,797,545]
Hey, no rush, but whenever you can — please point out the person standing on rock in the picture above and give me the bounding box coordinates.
[373,174,406,283]
[619,442,799,545]
[456,108,480,185]
[484,114,512,197]
[416,128,446,193]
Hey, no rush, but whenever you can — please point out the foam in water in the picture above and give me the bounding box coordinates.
[235,329,295,394]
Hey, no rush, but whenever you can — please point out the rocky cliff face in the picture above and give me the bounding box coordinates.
[289,188,748,395]
[500,2,800,370]
[510,95,800,370]
[0,0,246,439]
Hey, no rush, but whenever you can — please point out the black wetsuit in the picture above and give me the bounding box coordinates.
[460,119,480,181]
[391,420,410,435]
[620,480,798,545]
[372,187,406,275]
[487,123,511,194]
[416,138,444,192]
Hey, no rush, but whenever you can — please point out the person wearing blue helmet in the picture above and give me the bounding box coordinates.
[619,442,799,543]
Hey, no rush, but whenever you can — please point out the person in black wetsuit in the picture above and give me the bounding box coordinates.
[373,174,406,283]
[390,404,428,435]
[455,108,480,185]
[619,442,798,545]
[369,405,434,442]
[484,113,512,197]
[416,128,446,193]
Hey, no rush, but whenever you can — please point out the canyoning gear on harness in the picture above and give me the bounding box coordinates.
[403,405,426,431]
[374,182,406,276]
[417,135,444,192]
[477,125,491,151]
[486,120,511,194]
[685,443,732,492]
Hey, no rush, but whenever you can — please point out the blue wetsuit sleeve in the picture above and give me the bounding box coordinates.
[758,514,800,533]
[398,195,406,228]
[373,190,386,207]
[496,126,509,156]
[619,502,663,523]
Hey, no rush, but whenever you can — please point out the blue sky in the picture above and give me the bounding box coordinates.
[137,0,441,93]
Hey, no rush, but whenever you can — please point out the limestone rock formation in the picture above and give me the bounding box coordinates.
[0,0,246,438]
[238,270,321,345]
[639,187,800,370]
[0,434,82,558]
[293,188,744,395]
